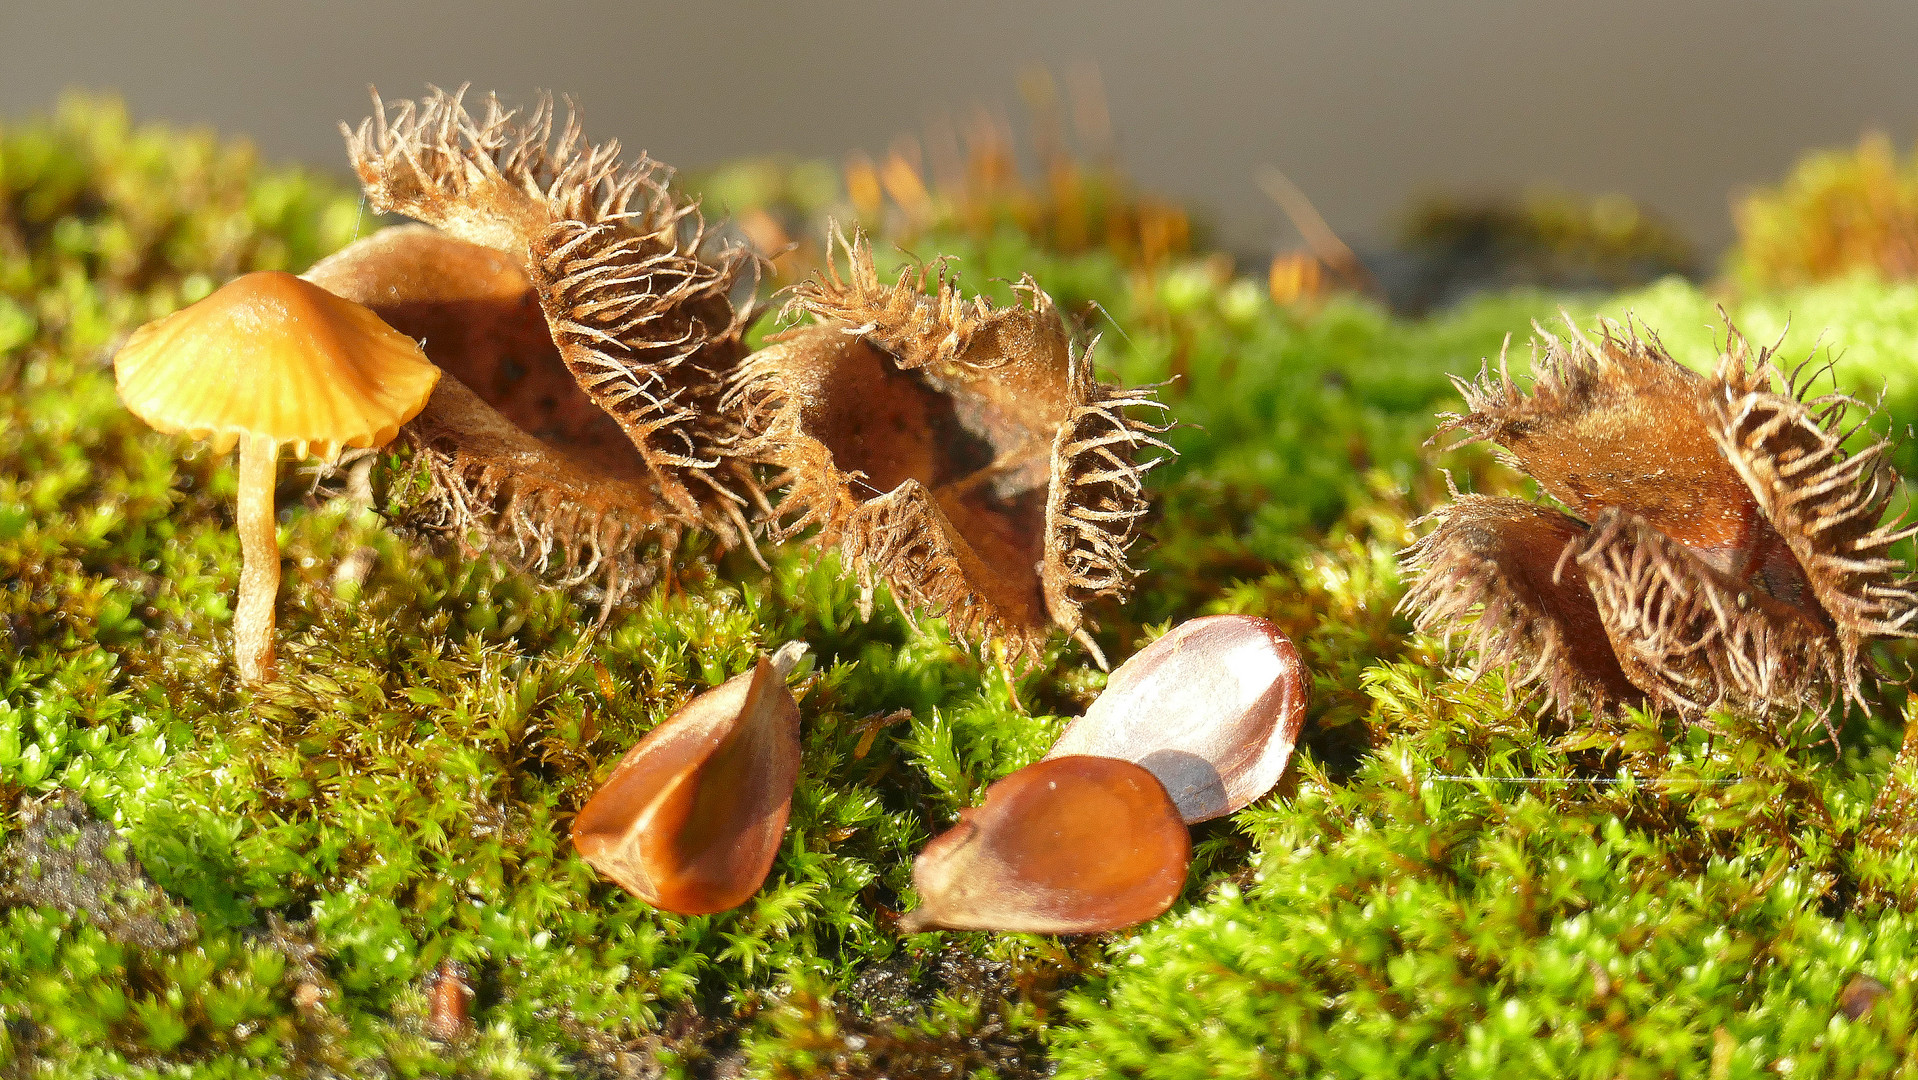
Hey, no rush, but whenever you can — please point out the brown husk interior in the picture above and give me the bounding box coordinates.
[306,226,671,612]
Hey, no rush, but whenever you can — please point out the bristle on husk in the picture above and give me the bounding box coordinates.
[726,229,1169,661]
[1441,320,1777,559]
[1701,329,1918,702]
[1573,508,1841,722]
[393,378,671,618]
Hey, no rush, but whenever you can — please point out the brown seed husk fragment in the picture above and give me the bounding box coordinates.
[306,226,670,609]
[343,86,763,545]
[570,657,801,916]
[900,756,1190,935]
[727,230,1168,659]
[1400,495,1641,715]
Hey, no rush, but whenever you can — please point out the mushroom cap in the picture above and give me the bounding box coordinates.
[114,270,440,459]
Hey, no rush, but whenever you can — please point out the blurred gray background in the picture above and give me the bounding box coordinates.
[5,0,1916,259]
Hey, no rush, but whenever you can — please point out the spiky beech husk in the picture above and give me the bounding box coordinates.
[343,86,763,544]
[1407,317,1918,723]
[1441,321,1793,564]
[306,226,672,613]
[725,231,1169,660]
[1398,494,1640,716]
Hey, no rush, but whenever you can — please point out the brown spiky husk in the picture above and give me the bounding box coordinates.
[1042,356,1171,639]
[727,231,1167,660]
[1701,330,1918,700]
[393,378,671,617]
[343,86,762,543]
[1399,494,1639,715]
[1418,316,1918,723]
[1573,508,1840,721]
[305,226,671,611]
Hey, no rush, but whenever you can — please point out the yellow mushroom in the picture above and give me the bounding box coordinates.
[114,271,440,683]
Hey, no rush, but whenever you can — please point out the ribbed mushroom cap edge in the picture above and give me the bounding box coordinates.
[114,270,441,459]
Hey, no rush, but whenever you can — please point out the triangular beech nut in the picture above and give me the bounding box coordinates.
[342,87,764,546]
[306,226,672,611]
[1044,615,1307,823]
[571,657,801,915]
[898,756,1190,935]
[726,230,1170,660]
[1700,329,1918,703]
[1399,494,1641,715]
[1574,508,1840,719]
[1442,321,1796,570]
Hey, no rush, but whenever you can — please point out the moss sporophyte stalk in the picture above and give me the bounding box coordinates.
[5,87,1918,1075]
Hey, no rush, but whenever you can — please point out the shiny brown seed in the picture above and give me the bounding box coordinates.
[1045,615,1307,823]
[1838,974,1888,1021]
[425,959,473,1042]
[899,755,1191,935]
[571,653,802,915]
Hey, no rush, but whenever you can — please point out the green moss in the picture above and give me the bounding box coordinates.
[2,97,1916,1077]
[1728,132,1918,292]
[1052,671,1918,1077]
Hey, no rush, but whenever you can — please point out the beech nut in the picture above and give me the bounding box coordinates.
[571,653,802,915]
[1046,615,1307,823]
[900,755,1191,935]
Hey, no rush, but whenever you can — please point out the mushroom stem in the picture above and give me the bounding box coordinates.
[234,432,281,684]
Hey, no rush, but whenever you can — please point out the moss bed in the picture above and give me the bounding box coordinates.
[2,97,1916,1078]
